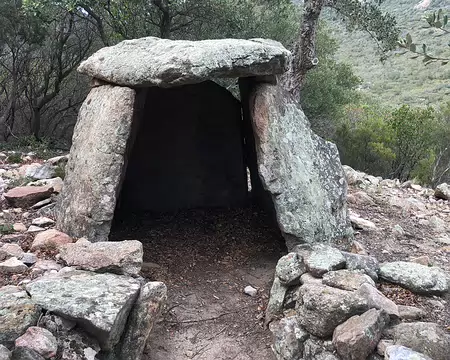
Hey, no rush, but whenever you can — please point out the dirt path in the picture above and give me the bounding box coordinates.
[111,207,284,360]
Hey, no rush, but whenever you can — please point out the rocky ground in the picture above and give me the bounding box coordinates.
[0,151,449,360]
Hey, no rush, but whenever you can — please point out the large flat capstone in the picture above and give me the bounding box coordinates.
[25,270,141,351]
[78,37,291,87]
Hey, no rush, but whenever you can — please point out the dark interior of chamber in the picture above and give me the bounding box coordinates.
[111,80,279,236]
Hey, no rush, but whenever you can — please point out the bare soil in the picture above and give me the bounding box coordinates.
[110,206,285,360]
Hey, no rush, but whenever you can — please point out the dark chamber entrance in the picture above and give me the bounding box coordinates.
[117,80,248,214]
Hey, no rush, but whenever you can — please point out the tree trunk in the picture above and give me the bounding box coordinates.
[284,0,325,100]
[31,107,41,141]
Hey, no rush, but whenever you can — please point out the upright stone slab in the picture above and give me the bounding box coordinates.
[249,83,352,249]
[56,85,136,241]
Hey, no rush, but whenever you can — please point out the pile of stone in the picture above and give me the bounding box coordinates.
[0,234,166,360]
[267,243,450,360]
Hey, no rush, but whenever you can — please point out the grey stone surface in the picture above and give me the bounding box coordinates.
[249,83,352,249]
[303,338,338,360]
[391,322,450,360]
[304,245,347,277]
[342,252,379,281]
[357,283,399,319]
[379,261,449,295]
[322,269,375,291]
[435,183,449,200]
[118,281,167,360]
[385,345,432,360]
[0,345,11,360]
[25,163,56,180]
[15,327,58,359]
[59,240,143,276]
[0,286,41,347]
[11,348,45,360]
[78,37,290,87]
[56,85,135,242]
[26,270,141,350]
[269,316,309,360]
[275,252,306,286]
[332,309,389,360]
[266,278,288,325]
[397,305,425,321]
[296,283,369,337]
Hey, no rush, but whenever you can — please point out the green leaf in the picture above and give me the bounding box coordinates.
[444,15,448,27]
[435,21,442,28]
[422,44,427,53]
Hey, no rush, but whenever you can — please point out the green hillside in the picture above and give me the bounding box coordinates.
[329,0,450,107]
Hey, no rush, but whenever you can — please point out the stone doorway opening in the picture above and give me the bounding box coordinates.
[115,80,248,216]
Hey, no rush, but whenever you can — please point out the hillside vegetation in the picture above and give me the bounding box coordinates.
[330,0,450,107]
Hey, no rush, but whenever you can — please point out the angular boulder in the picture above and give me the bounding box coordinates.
[356,283,399,319]
[391,322,450,360]
[59,240,143,276]
[11,348,45,360]
[332,309,389,360]
[31,229,73,251]
[304,245,346,277]
[249,83,352,249]
[0,345,11,360]
[26,270,141,350]
[4,186,53,208]
[0,286,41,347]
[0,257,28,274]
[342,252,379,281]
[296,283,369,337]
[118,282,167,360]
[266,278,288,325]
[379,261,449,295]
[435,183,449,200]
[385,345,432,360]
[322,270,375,291]
[15,327,57,359]
[269,316,309,360]
[56,85,136,242]
[275,252,307,286]
[78,37,290,87]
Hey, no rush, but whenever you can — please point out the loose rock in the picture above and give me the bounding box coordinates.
[275,252,306,285]
[0,345,11,360]
[303,244,346,277]
[59,240,143,276]
[379,261,449,295]
[397,305,425,321]
[357,283,399,319]
[322,270,375,291]
[385,345,432,360]
[332,309,389,360]
[31,217,55,227]
[11,348,45,360]
[244,286,258,297]
[15,327,58,359]
[31,229,72,251]
[435,183,449,200]
[26,270,141,350]
[296,283,369,337]
[4,186,53,208]
[342,252,379,281]
[270,316,309,360]
[0,257,28,274]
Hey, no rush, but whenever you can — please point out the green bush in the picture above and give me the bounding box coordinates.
[0,224,14,235]
[334,103,445,183]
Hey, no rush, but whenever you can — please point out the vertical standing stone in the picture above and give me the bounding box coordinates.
[56,85,136,242]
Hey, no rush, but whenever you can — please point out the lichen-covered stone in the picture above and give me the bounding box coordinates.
[0,345,11,360]
[11,348,45,360]
[322,270,374,291]
[379,261,449,295]
[304,245,346,277]
[118,281,167,360]
[249,83,352,249]
[342,252,379,281]
[266,278,288,325]
[56,85,135,242]
[15,327,58,359]
[332,309,389,360]
[59,240,143,276]
[26,270,141,350]
[391,322,450,360]
[269,316,309,360]
[357,283,399,319]
[275,252,306,286]
[78,37,290,87]
[0,286,41,347]
[296,283,369,338]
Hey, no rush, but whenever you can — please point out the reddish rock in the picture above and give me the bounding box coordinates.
[31,229,72,251]
[15,326,57,358]
[4,186,53,208]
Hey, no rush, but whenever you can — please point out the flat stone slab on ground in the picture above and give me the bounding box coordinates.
[59,240,143,276]
[4,186,53,208]
[379,261,449,295]
[26,270,141,350]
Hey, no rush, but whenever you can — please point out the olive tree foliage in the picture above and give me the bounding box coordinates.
[398,8,449,65]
